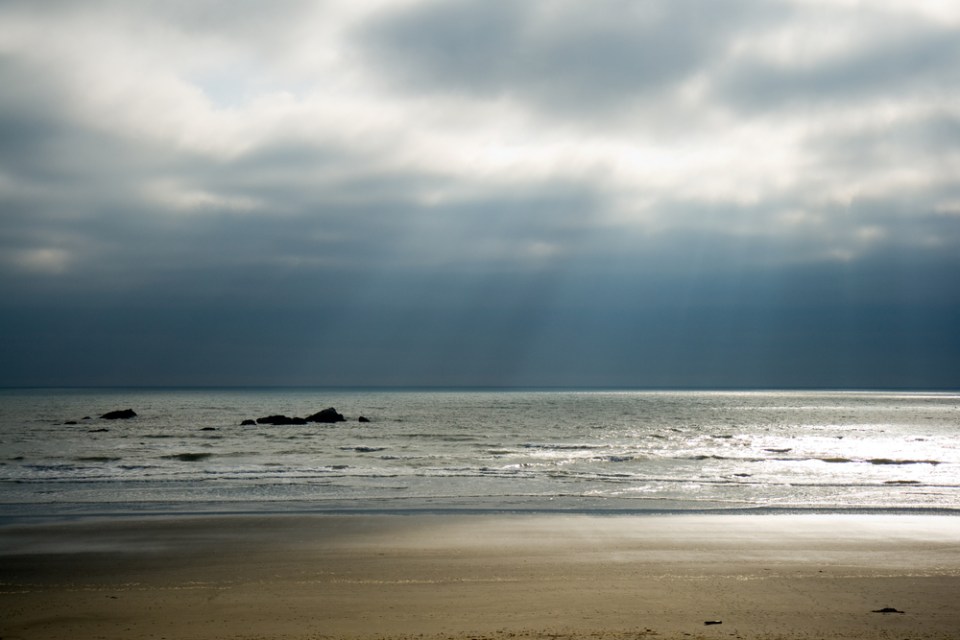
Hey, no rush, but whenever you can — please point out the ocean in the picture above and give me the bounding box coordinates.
[1,388,958,519]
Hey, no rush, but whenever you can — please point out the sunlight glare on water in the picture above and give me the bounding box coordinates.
[0,389,958,517]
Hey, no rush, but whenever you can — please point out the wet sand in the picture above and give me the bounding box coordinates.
[2,513,958,639]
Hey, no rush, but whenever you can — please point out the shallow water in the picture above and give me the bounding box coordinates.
[1,388,958,517]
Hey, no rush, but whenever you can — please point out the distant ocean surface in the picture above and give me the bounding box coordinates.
[1,388,958,519]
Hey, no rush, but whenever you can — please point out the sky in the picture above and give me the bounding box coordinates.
[1,0,959,389]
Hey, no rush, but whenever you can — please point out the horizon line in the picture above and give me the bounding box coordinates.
[2,384,958,393]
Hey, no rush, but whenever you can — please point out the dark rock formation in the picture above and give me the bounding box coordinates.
[200,427,217,431]
[240,419,257,426]
[101,409,137,420]
[306,408,346,423]
[358,416,370,423]
[256,414,308,426]
[252,408,348,425]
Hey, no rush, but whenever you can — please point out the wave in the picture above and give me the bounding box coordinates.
[398,433,481,442]
[687,454,767,462]
[161,453,213,462]
[680,454,945,466]
[814,456,941,465]
[521,443,604,451]
[22,463,81,471]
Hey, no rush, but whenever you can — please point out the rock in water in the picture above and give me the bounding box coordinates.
[240,419,257,426]
[306,408,346,423]
[101,409,137,420]
[358,416,370,423]
[256,415,308,426]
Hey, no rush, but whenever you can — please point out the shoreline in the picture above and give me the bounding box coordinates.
[3,512,959,639]
[4,500,960,526]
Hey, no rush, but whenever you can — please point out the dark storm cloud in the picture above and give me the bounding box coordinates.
[359,0,772,112]
[1,0,959,387]
[0,104,604,304]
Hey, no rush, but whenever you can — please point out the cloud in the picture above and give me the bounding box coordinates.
[0,0,958,386]
[717,17,960,111]
[358,0,772,114]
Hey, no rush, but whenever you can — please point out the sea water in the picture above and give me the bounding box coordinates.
[1,388,958,518]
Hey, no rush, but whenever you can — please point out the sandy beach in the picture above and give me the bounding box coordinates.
[2,513,958,640]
